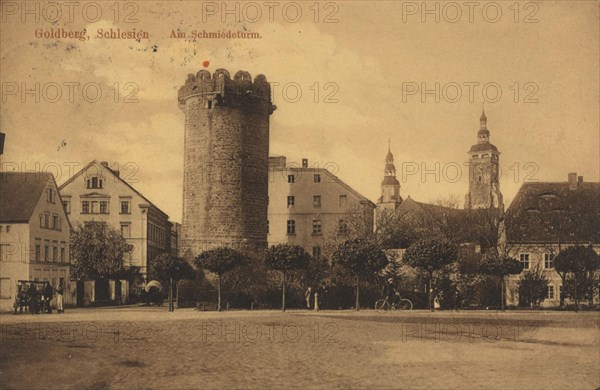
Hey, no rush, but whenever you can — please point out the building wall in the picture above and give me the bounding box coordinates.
[179,69,274,259]
[0,224,30,311]
[505,244,600,307]
[268,162,373,257]
[0,177,73,311]
[465,152,503,210]
[60,162,170,279]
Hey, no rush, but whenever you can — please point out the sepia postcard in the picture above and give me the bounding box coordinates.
[0,1,599,389]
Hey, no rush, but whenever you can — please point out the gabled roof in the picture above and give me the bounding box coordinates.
[0,172,53,223]
[506,181,600,244]
[396,197,466,219]
[59,160,169,219]
[273,163,374,207]
[394,197,484,245]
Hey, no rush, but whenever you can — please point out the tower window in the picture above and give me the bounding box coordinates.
[313,195,321,208]
[47,188,55,203]
[478,176,482,182]
[287,220,296,235]
[314,174,321,183]
[86,176,103,189]
[287,196,295,207]
[312,220,322,235]
[544,254,555,269]
[288,175,295,183]
[120,223,131,238]
[207,100,212,109]
[546,285,555,300]
[519,254,530,270]
[62,200,71,214]
[338,219,348,235]
[120,200,131,214]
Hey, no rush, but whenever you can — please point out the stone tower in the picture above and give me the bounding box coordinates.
[178,69,275,259]
[375,142,403,226]
[465,111,503,210]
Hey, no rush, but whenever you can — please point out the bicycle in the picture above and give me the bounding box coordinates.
[375,294,413,313]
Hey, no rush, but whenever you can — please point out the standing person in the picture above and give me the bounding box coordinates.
[13,282,22,314]
[28,283,38,314]
[44,282,54,314]
[305,287,312,309]
[56,283,64,313]
[314,287,320,311]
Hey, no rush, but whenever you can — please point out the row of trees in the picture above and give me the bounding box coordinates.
[69,208,599,312]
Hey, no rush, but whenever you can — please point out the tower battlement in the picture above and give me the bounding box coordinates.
[178,69,275,114]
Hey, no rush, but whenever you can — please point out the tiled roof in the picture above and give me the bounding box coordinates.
[505,181,600,244]
[469,142,498,153]
[382,176,400,186]
[0,172,51,223]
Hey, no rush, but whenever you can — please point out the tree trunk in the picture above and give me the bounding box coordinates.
[574,275,579,313]
[500,276,505,312]
[217,274,222,312]
[176,280,180,308]
[355,275,360,311]
[282,271,286,312]
[429,272,434,312]
[558,273,565,307]
[168,277,174,312]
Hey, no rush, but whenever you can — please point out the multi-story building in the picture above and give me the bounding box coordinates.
[0,172,73,311]
[170,222,182,257]
[59,160,173,282]
[267,156,375,258]
[504,173,600,307]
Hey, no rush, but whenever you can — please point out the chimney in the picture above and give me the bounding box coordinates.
[302,158,308,168]
[268,156,286,169]
[568,172,577,190]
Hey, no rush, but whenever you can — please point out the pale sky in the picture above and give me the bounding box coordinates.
[1,1,598,222]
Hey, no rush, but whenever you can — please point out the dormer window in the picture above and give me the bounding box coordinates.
[86,176,103,189]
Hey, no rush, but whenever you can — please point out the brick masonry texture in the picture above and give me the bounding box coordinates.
[179,69,275,259]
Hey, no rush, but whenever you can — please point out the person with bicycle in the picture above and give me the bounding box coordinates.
[376,278,413,311]
[384,278,400,307]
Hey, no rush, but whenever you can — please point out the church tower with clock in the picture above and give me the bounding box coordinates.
[464,111,504,210]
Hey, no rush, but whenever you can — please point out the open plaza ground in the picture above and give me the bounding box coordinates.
[0,308,598,389]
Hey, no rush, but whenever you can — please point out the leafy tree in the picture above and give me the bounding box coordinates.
[555,246,600,311]
[194,247,249,311]
[265,244,311,311]
[302,254,330,289]
[403,239,458,311]
[331,238,388,310]
[480,255,523,311]
[517,265,550,308]
[151,253,195,311]
[71,223,133,280]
